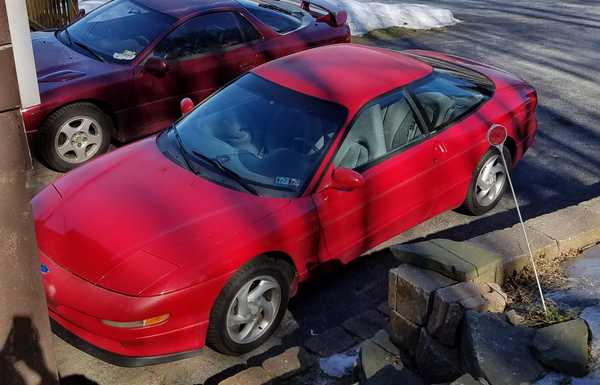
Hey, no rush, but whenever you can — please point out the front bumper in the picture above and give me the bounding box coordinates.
[40,253,222,364]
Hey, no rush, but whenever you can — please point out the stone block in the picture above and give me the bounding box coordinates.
[461,311,544,385]
[532,319,589,377]
[427,282,507,346]
[218,367,272,385]
[371,329,401,357]
[579,196,600,215]
[526,205,600,254]
[390,310,421,354]
[447,373,484,385]
[391,239,503,283]
[261,346,315,379]
[416,329,462,383]
[359,340,425,385]
[469,223,558,277]
[390,264,456,325]
[579,306,600,373]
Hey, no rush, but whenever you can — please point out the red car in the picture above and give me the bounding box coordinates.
[33,44,537,366]
[23,0,350,171]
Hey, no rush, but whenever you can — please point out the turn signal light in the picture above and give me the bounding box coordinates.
[102,314,170,328]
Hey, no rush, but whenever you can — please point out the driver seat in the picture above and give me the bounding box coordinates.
[335,105,386,169]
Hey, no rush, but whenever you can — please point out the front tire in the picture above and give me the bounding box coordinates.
[461,146,512,216]
[38,103,113,172]
[207,256,295,355]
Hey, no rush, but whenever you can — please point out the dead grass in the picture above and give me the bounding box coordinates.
[502,252,578,327]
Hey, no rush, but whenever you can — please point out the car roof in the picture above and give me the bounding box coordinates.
[139,0,240,18]
[251,44,433,114]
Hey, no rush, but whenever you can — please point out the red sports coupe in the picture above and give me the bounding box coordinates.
[33,44,537,366]
[23,0,349,171]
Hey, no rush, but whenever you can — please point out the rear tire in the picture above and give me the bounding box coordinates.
[38,103,113,172]
[461,146,512,216]
[206,256,295,355]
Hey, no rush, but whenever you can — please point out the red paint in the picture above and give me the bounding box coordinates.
[33,45,537,360]
[179,98,194,116]
[22,0,351,143]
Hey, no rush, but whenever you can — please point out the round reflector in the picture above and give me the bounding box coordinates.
[180,98,194,115]
[487,124,508,146]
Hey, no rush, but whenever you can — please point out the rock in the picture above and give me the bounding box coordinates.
[359,340,425,385]
[390,264,456,325]
[305,327,356,357]
[371,329,401,357]
[427,282,507,346]
[580,306,600,372]
[461,311,544,385]
[262,346,315,379]
[218,367,272,385]
[505,310,525,326]
[532,319,589,377]
[391,239,504,283]
[390,310,421,354]
[342,309,387,339]
[416,329,462,383]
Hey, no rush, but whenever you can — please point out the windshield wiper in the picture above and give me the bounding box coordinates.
[190,150,259,196]
[171,125,200,175]
[72,39,106,63]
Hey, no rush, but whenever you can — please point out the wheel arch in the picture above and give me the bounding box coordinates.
[504,136,517,167]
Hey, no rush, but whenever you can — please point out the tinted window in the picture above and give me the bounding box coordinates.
[61,0,175,63]
[154,13,247,60]
[173,74,347,197]
[409,69,491,131]
[238,0,305,33]
[237,14,262,41]
[334,93,424,170]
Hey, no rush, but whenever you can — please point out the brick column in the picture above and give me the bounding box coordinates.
[0,1,58,384]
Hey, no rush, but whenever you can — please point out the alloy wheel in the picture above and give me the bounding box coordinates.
[54,116,103,164]
[475,154,507,207]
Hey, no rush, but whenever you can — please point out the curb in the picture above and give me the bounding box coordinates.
[468,196,600,277]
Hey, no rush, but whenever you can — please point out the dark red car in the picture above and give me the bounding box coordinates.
[23,0,349,171]
[33,45,537,365]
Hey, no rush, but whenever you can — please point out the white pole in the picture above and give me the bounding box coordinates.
[493,141,548,315]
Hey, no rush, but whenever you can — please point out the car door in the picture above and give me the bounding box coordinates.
[407,68,494,215]
[314,91,438,263]
[127,12,264,139]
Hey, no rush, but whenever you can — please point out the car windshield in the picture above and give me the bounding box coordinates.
[176,73,347,196]
[59,0,175,64]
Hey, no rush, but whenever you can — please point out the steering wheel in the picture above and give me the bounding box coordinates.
[292,137,319,156]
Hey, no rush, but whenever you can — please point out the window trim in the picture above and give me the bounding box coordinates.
[153,11,262,62]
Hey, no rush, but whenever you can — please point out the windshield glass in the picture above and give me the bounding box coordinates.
[176,73,347,196]
[61,0,175,63]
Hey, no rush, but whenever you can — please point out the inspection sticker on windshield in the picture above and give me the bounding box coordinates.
[113,50,137,61]
[275,176,300,187]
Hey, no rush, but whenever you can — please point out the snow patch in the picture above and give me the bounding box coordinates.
[319,0,460,35]
[79,0,107,13]
[319,349,358,378]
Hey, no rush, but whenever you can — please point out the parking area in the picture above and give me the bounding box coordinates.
[36,1,600,384]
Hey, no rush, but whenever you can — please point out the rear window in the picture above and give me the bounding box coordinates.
[238,0,307,33]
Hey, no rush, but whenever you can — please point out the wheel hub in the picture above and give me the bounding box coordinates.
[71,131,89,147]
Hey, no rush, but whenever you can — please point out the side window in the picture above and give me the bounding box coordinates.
[333,93,424,170]
[154,13,246,60]
[409,69,489,131]
[239,0,304,33]
[236,14,262,42]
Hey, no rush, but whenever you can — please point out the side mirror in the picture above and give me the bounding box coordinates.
[333,10,348,27]
[145,57,169,75]
[77,9,86,19]
[331,167,365,191]
[180,98,194,116]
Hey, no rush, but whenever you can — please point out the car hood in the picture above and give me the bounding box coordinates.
[33,137,290,295]
[32,31,116,85]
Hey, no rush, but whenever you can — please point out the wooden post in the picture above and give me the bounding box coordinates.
[0,0,58,384]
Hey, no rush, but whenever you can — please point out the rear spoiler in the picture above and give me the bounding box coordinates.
[300,0,348,27]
